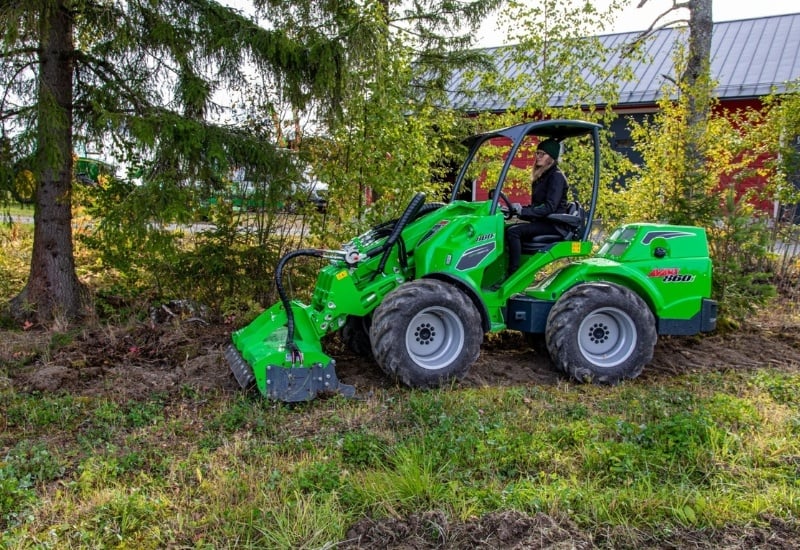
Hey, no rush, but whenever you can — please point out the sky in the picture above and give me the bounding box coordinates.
[476,0,800,47]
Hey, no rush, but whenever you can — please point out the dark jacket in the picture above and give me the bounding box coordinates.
[519,165,568,221]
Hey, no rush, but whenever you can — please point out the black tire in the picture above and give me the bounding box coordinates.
[545,283,657,384]
[340,315,373,359]
[370,279,483,389]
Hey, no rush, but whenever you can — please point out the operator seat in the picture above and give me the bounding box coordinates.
[520,200,586,253]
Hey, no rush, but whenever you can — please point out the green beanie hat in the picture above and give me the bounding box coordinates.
[537,139,561,161]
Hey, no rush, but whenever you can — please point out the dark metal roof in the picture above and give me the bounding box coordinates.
[446,12,800,112]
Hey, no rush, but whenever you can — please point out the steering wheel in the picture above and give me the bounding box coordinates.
[497,191,514,220]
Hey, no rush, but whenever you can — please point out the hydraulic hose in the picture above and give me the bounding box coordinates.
[275,193,425,355]
[274,248,325,361]
[372,192,425,278]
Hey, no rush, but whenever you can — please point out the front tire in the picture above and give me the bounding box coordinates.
[340,315,373,359]
[546,283,656,384]
[370,279,483,388]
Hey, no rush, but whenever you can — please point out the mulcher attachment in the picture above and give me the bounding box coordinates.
[226,344,355,402]
[226,298,357,402]
[226,194,429,402]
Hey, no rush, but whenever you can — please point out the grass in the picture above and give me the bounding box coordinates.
[0,224,32,306]
[1,366,799,547]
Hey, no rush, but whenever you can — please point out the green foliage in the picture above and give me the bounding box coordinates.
[354,441,451,512]
[624,65,720,227]
[761,82,800,203]
[340,431,390,468]
[1,0,398,322]
[4,440,66,485]
[4,394,85,431]
[466,0,637,221]
[0,466,35,529]
[309,69,468,244]
[753,371,800,407]
[252,490,347,549]
[760,84,800,297]
[622,54,800,320]
[80,166,325,312]
[294,460,342,494]
[707,189,777,321]
[77,488,170,548]
[0,441,63,528]
[487,0,632,115]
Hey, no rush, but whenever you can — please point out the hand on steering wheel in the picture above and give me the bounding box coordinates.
[497,191,515,220]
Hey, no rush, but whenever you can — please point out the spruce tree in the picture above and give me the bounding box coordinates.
[0,0,354,324]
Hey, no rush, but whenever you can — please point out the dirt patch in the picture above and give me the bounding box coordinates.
[342,510,800,549]
[6,321,238,401]
[342,510,593,549]
[4,311,800,401]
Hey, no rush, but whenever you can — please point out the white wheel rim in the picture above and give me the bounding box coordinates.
[577,307,637,368]
[405,306,465,370]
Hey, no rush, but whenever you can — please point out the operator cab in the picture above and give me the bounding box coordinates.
[450,120,601,249]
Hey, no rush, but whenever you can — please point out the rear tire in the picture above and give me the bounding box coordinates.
[546,283,656,384]
[370,279,482,388]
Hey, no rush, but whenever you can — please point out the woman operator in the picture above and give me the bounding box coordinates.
[505,138,569,275]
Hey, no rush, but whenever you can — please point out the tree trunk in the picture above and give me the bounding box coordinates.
[683,0,713,125]
[680,0,713,218]
[10,1,86,324]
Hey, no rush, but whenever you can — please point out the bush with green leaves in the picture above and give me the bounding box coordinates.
[624,62,798,321]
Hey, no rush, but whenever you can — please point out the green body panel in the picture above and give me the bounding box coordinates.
[524,224,713,322]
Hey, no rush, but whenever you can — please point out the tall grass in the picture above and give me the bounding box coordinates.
[2,367,799,547]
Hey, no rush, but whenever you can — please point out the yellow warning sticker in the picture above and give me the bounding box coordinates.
[572,242,581,253]
[336,271,348,280]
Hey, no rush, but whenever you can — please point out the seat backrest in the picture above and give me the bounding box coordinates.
[521,201,586,254]
[546,200,586,240]
[567,200,587,234]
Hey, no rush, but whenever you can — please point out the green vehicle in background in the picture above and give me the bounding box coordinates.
[226,119,717,401]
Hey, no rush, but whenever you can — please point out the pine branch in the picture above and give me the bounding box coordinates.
[1,59,37,120]
[0,105,33,122]
[74,50,149,112]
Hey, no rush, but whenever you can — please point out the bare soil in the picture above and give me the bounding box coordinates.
[342,509,800,549]
[3,310,800,548]
[7,312,799,401]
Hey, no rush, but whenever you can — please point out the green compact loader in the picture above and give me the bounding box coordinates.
[226,119,717,401]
